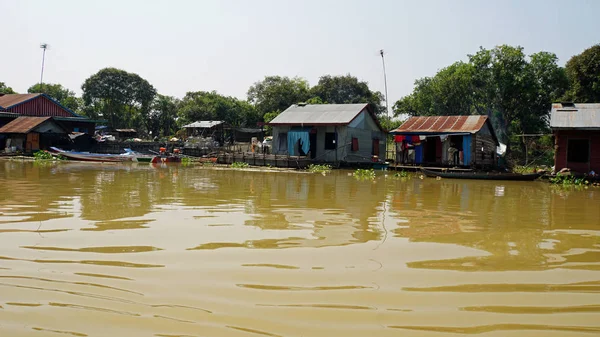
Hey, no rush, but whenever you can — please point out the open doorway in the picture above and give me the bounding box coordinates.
[309,132,317,159]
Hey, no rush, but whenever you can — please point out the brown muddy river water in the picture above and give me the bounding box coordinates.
[0,161,599,337]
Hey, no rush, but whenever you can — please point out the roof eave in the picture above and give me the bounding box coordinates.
[552,127,600,131]
[269,122,350,126]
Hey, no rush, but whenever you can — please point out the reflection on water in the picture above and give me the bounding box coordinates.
[0,161,599,336]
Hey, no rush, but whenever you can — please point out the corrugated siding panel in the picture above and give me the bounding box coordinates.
[554,130,600,172]
[5,96,73,117]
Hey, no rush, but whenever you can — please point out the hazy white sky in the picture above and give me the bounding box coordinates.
[2,0,599,105]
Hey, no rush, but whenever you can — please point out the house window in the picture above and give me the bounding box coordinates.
[325,132,336,150]
[567,139,589,163]
[278,133,288,152]
[351,137,359,151]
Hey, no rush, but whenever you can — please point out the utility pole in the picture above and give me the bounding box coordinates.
[40,43,48,93]
[380,49,389,118]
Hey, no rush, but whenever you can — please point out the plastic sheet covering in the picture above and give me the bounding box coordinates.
[287,127,311,156]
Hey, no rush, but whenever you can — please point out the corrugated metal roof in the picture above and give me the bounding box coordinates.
[183,121,224,128]
[268,104,369,125]
[550,103,600,129]
[0,116,53,133]
[391,115,489,134]
[0,94,41,109]
[115,129,137,133]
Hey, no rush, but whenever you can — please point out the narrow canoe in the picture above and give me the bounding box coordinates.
[49,147,134,163]
[420,168,542,181]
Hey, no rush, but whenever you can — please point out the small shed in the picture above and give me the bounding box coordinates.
[0,116,68,153]
[550,103,600,174]
[390,115,499,168]
[268,103,386,163]
[115,129,138,141]
[183,121,225,144]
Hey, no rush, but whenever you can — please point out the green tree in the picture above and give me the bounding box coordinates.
[378,115,403,132]
[149,94,180,137]
[564,44,600,102]
[178,91,259,128]
[310,74,385,114]
[81,68,156,132]
[393,62,475,117]
[0,82,16,94]
[28,83,81,112]
[247,76,310,115]
[262,111,281,135]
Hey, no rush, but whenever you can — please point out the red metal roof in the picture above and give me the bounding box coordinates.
[391,115,489,134]
[0,94,41,109]
[0,116,53,133]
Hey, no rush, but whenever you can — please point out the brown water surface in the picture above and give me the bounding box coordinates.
[0,161,599,336]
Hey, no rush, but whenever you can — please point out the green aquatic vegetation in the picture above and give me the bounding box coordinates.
[307,164,332,174]
[353,168,376,180]
[33,150,63,161]
[393,170,412,178]
[231,162,249,169]
[181,157,192,165]
[549,175,589,186]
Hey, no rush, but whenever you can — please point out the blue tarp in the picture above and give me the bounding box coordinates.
[287,127,311,156]
[462,135,472,165]
[415,144,423,164]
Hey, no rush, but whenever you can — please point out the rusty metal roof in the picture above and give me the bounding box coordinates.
[550,103,600,129]
[0,94,41,109]
[0,116,54,133]
[391,115,489,134]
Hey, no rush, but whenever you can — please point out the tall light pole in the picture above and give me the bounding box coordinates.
[380,49,389,118]
[40,43,49,93]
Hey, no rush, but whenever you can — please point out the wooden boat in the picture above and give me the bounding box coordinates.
[420,168,542,181]
[122,148,153,163]
[150,147,182,164]
[49,147,134,163]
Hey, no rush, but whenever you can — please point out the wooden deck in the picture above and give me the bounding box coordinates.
[217,152,311,169]
[388,164,473,172]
